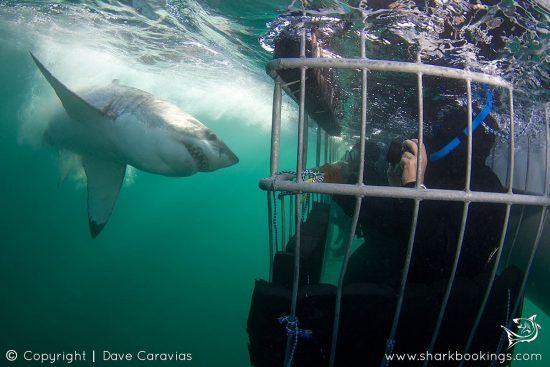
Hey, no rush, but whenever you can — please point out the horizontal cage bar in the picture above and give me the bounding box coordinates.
[267,58,511,88]
[259,178,550,206]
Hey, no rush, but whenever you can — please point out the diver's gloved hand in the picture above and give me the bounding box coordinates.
[400,139,427,186]
[386,139,427,187]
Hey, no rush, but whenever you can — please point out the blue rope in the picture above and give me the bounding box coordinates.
[278,315,313,366]
[430,84,493,162]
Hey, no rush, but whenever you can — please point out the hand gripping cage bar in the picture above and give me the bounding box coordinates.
[258,29,550,367]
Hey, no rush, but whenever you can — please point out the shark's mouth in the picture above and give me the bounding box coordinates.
[184,142,209,171]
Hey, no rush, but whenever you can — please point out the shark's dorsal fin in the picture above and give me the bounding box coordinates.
[82,155,126,238]
[30,52,105,123]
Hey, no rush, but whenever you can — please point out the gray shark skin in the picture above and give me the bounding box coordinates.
[31,53,238,238]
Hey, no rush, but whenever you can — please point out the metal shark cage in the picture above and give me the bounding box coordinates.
[253,28,550,367]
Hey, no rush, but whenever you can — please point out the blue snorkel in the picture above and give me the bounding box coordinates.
[429,84,493,162]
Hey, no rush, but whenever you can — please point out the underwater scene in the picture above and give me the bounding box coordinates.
[0,1,548,366]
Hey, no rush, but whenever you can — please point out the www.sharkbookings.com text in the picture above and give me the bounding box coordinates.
[4,350,193,364]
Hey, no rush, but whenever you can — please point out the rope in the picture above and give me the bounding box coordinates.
[505,288,511,325]
[278,315,313,366]
[276,169,325,198]
[383,339,396,367]
[275,169,324,222]
[272,191,279,251]
[494,288,512,362]
[273,169,320,365]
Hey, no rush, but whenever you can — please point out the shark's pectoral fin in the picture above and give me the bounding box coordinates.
[82,156,126,238]
[30,52,106,123]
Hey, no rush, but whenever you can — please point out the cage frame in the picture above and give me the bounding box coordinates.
[259,29,550,367]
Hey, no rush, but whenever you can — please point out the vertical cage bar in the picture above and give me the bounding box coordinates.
[504,205,525,267]
[316,126,321,203]
[546,103,549,196]
[525,136,531,192]
[267,191,274,282]
[493,207,548,362]
[323,131,328,203]
[464,92,520,359]
[291,30,307,297]
[461,204,511,361]
[329,31,368,367]
[381,200,420,367]
[316,126,321,167]
[381,66,424,366]
[505,136,530,266]
[268,79,282,281]
[465,80,473,191]
[284,27,307,367]
[270,81,283,176]
[324,131,329,164]
[507,88,515,193]
[289,197,294,239]
[415,71,424,189]
[329,197,362,367]
[491,89,540,364]
[281,196,286,250]
[424,80,473,363]
[303,115,309,169]
[484,90,519,362]
[274,194,279,253]
[357,32,367,184]
[424,204,469,365]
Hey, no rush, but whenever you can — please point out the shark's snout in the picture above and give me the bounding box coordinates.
[217,139,239,167]
[201,129,238,167]
[180,133,238,173]
[204,138,238,171]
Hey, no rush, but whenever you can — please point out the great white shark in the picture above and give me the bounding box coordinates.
[30,53,239,238]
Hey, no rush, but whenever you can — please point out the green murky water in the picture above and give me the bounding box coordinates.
[0,1,547,366]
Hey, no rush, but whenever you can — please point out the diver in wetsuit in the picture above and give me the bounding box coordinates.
[318,91,523,364]
[322,89,508,286]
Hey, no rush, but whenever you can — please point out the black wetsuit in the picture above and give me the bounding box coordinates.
[327,146,523,366]
[337,155,508,287]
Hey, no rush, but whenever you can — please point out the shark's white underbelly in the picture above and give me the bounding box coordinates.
[111,111,198,176]
[46,109,197,176]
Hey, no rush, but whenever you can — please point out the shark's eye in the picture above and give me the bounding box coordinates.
[206,132,217,141]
